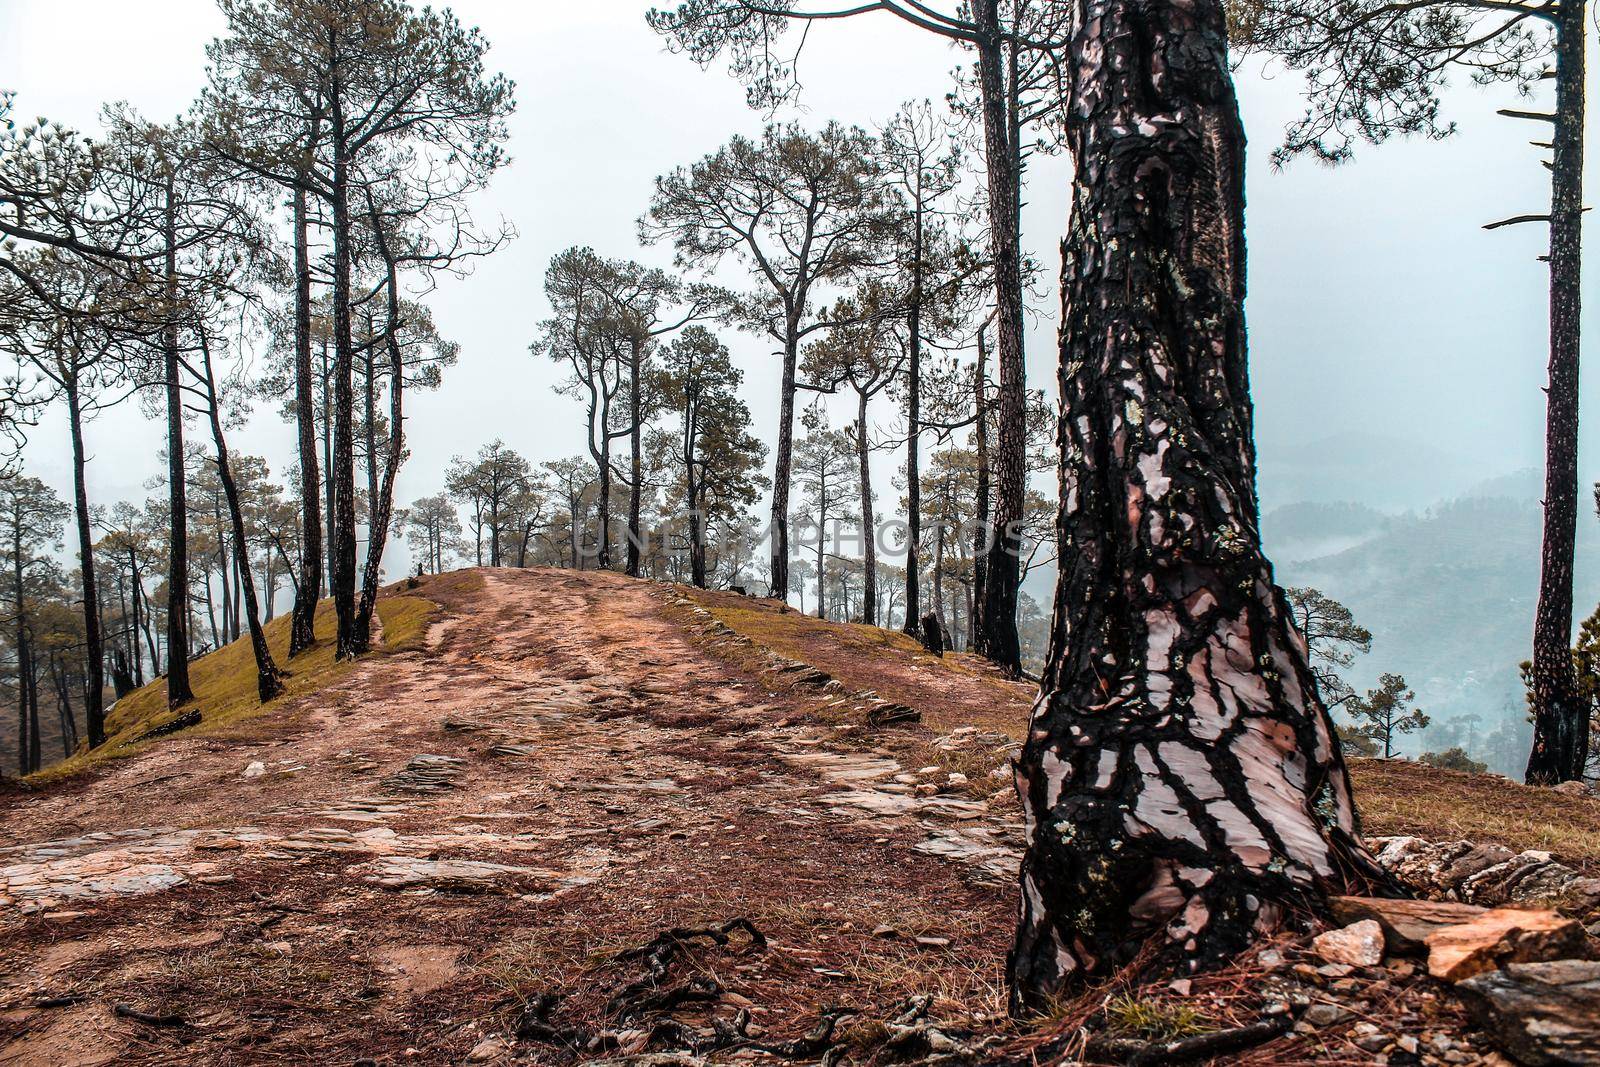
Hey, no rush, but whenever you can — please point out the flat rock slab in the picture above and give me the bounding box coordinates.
[357,856,549,892]
[1330,895,1490,954]
[1426,908,1594,982]
[381,754,466,794]
[1456,960,1600,1066]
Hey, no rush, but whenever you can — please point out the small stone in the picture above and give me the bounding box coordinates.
[913,936,950,949]
[264,941,292,956]
[872,925,899,939]
[1303,1003,1347,1026]
[1354,1032,1392,1053]
[242,761,267,778]
[466,1037,507,1063]
[1317,963,1355,978]
[1168,978,1192,996]
[1312,919,1386,968]
[946,772,968,786]
[1259,948,1287,970]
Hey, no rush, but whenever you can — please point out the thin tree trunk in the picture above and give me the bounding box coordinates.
[627,338,645,577]
[163,180,194,707]
[330,105,359,659]
[129,553,144,687]
[199,334,283,702]
[54,657,76,756]
[62,371,106,747]
[973,324,990,645]
[322,341,337,596]
[14,523,29,775]
[972,0,1025,676]
[857,389,877,625]
[354,237,407,654]
[903,192,924,635]
[771,328,798,600]
[26,657,40,773]
[289,186,323,657]
[1008,0,1387,1011]
[1526,0,1588,785]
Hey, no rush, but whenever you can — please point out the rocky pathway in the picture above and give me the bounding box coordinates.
[0,569,1021,1065]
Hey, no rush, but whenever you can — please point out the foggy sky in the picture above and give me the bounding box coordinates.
[3,0,1595,583]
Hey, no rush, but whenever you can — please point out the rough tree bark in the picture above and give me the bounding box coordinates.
[972,0,1026,676]
[289,186,323,657]
[1525,0,1587,785]
[162,178,195,707]
[1008,0,1388,1012]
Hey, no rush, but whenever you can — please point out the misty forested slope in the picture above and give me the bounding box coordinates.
[1265,470,1600,773]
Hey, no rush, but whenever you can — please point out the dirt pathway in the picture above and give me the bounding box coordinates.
[0,569,1020,1065]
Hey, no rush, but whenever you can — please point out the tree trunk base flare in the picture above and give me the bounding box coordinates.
[918,612,947,657]
[1007,0,1391,1014]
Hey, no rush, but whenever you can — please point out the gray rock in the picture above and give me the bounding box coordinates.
[1455,959,1600,1066]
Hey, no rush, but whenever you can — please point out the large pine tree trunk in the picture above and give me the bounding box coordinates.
[972,0,1026,676]
[1526,0,1587,785]
[1008,0,1387,1012]
[162,181,195,707]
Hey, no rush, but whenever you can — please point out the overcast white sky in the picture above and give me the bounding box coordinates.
[2,0,1594,580]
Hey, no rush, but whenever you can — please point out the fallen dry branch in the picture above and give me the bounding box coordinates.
[1084,1017,1292,1065]
[112,1003,187,1028]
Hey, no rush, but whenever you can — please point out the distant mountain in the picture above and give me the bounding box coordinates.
[1262,501,1389,562]
[1257,431,1493,512]
[1271,490,1600,771]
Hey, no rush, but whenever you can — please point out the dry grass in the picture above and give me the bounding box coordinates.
[677,586,1600,869]
[1351,757,1600,868]
[29,592,437,785]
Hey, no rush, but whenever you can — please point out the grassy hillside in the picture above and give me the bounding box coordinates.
[29,588,438,784]
[682,584,1600,870]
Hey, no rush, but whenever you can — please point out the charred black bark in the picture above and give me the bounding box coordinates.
[1525,0,1587,786]
[1009,0,1386,1012]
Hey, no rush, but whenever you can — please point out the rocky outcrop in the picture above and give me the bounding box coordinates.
[1372,837,1600,918]
[1423,908,1594,982]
